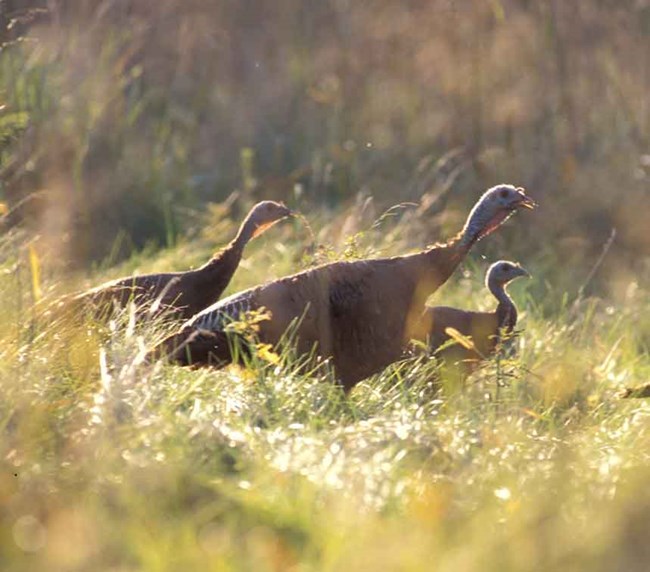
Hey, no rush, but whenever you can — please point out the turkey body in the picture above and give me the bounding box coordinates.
[421,260,527,376]
[152,184,536,390]
[70,200,291,321]
[80,246,246,321]
[423,304,516,364]
[159,247,464,390]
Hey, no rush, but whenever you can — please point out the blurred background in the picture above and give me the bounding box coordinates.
[0,0,648,293]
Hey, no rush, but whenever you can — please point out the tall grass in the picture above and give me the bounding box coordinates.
[1,206,650,570]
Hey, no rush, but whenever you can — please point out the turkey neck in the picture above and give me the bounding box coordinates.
[488,278,517,332]
[402,201,492,339]
[411,215,481,302]
[416,240,467,292]
[396,239,466,344]
[413,192,508,303]
[417,194,496,275]
[185,214,259,307]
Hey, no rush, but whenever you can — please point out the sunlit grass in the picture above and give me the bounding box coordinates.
[1,1,649,569]
[1,208,650,571]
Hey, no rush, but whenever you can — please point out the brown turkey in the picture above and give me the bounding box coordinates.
[151,184,536,390]
[420,260,529,380]
[71,200,292,321]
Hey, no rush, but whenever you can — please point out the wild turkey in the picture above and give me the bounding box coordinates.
[73,200,292,321]
[420,260,529,378]
[152,184,536,390]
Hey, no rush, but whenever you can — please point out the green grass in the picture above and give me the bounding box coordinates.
[1,3,649,568]
[1,210,649,571]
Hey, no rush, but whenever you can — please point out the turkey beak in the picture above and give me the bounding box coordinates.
[519,196,537,210]
[516,266,531,278]
[515,188,537,210]
[280,203,294,218]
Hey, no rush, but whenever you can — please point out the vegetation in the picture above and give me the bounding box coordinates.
[1,1,649,570]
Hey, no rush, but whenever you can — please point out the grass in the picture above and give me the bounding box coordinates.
[1,209,649,571]
[1,2,649,569]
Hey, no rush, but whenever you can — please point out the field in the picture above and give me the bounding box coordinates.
[1,2,650,571]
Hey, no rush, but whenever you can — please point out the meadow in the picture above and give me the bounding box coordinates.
[1,1,650,570]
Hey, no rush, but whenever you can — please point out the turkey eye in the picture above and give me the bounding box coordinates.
[499,189,509,198]
[502,263,512,271]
